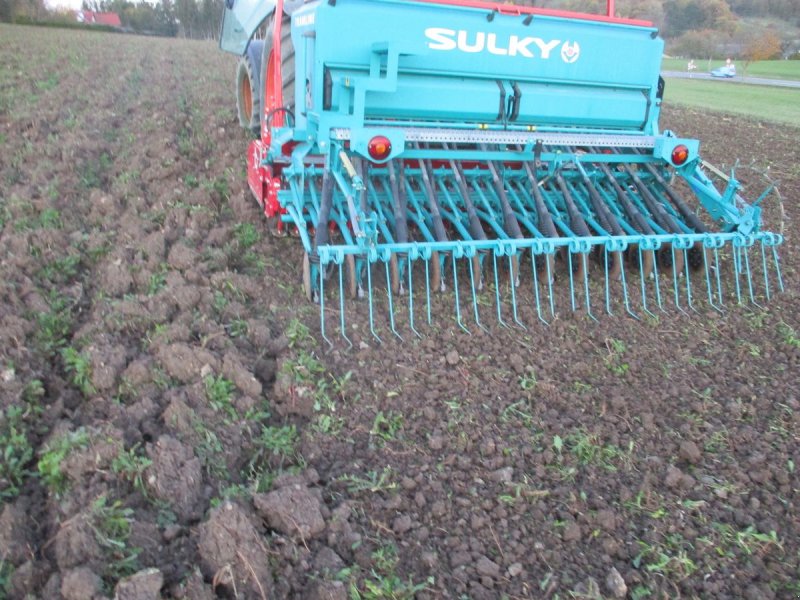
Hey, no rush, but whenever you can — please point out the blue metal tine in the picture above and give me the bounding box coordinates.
[772,245,784,293]
[319,263,333,348]
[385,260,403,340]
[407,255,421,338]
[702,247,722,313]
[603,249,613,315]
[531,252,548,325]
[468,255,487,331]
[568,252,577,312]
[742,246,761,308]
[683,249,695,312]
[492,252,508,328]
[581,253,597,321]
[760,242,771,302]
[619,252,638,319]
[366,261,382,342]
[713,247,725,307]
[509,255,526,329]
[338,262,353,348]
[452,254,470,334]
[637,248,655,317]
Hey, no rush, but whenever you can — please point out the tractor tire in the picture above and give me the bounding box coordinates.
[236,40,264,133]
[260,13,295,126]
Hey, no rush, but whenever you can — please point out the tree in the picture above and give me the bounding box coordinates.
[663,0,736,38]
[741,30,783,72]
[671,28,724,59]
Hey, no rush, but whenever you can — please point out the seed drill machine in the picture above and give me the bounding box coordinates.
[220,0,783,343]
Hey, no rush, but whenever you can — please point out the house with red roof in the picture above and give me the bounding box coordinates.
[75,10,122,28]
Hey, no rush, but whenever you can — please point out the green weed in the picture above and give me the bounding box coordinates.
[501,400,535,428]
[34,296,73,356]
[0,557,11,600]
[518,372,537,391]
[234,222,259,249]
[370,411,403,445]
[286,318,313,348]
[146,264,169,296]
[343,543,434,600]
[251,425,299,469]
[0,405,34,499]
[712,523,783,556]
[604,337,630,376]
[79,152,111,189]
[38,207,62,229]
[90,495,141,586]
[777,321,800,348]
[39,254,81,284]
[192,419,227,479]
[111,445,152,495]
[37,428,90,493]
[204,374,237,420]
[623,490,668,520]
[62,346,95,396]
[339,467,398,495]
[226,318,249,338]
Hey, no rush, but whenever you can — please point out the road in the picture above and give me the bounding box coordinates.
[662,70,800,89]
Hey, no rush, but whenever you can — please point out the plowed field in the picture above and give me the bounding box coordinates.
[1,24,798,600]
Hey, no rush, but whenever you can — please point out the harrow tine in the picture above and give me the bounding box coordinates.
[637,247,652,317]
[772,244,785,293]
[545,253,556,319]
[531,252,549,325]
[651,252,666,312]
[508,254,526,330]
[467,255,487,331]
[702,246,723,313]
[492,252,509,328]
[405,255,422,338]
[568,251,577,312]
[338,262,353,348]
[581,253,597,322]
[761,242,771,302]
[618,252,639,319]
[366,260,382,343]
[671,246,687,315]
[451,254,471,334]
[733,246,744,305]
[683,249,696,312]
[384,260,403,341]
[713,247,725,308]
[319,264,334,349]
[603,249,613,315]
[742,245,762,308]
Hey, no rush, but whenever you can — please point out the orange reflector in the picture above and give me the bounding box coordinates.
[671,144,689,165]
[367,135,392,161]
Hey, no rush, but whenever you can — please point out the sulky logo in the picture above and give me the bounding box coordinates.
[425,28,575,61]
[560,41,580,63]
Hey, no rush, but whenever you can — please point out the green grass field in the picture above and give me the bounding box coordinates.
[662,58,800,80]
[662,78,800,127]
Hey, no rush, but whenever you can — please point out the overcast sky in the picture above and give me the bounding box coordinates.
[45,0,84,11]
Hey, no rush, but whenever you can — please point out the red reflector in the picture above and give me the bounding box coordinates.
[367,136,392,160]
[671,144,689,165]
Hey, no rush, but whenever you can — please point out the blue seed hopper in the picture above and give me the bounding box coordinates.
[221,0,784,343]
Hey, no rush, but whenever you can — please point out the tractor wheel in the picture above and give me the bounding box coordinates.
[236,40,264,133]
[260,13,295,126]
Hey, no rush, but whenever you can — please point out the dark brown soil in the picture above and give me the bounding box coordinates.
[0,23,798,600]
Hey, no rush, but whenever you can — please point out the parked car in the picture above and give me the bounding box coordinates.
[711,63,736,78]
